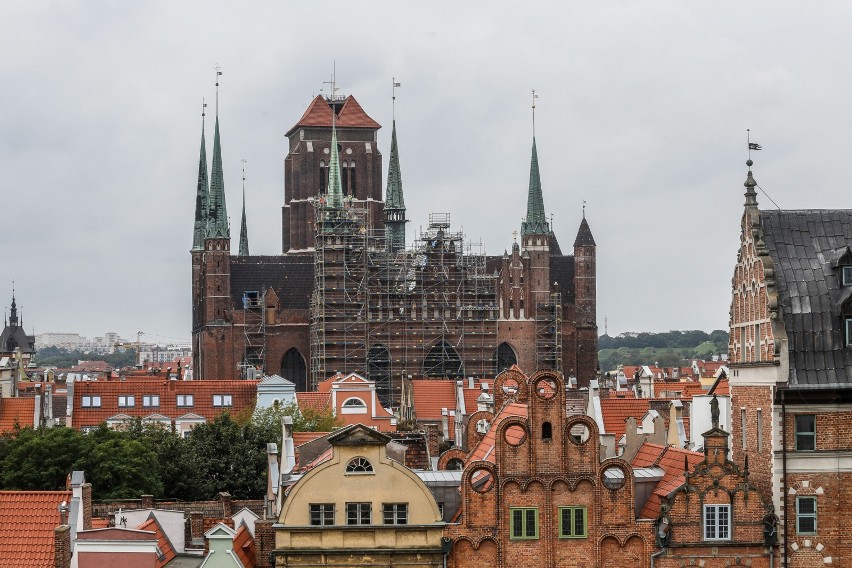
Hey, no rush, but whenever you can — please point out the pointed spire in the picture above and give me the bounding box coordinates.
[326,116,344,209]
[384,120,408,252]
[207,115,229,238]
[385,121,405,209]
[9,288,17,327]
[521,138,551,236]
[238,162,249,256]
[574,217,596,247]
[192,107,209,251]
[744,159,758,209]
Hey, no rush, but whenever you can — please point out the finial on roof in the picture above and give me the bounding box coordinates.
[531,89,539,138]
[744,129,760,208]
[9,285,17,327]
[239,159,249,256]
[392,77,401,121]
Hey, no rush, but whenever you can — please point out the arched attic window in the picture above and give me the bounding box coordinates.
[345,457,374,473]
[341,397,367,414]
[424,340,464,378]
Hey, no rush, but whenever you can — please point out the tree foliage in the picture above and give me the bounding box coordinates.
[0,407,302,500]
[35,346,138,368]
[598,330,729,372]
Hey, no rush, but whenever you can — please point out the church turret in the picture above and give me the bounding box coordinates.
[238,164,249,256]
[192,113,209,252]
[573,209,598,384]
[207,116,230,240]
[384,120,408,252]
[326,119,344,209]
[521,137,552,238]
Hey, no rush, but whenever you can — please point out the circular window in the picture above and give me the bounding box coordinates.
[568,421,590,444]
[504,424,527,446]
[502,377,519,395]
[535,377,558,400]
[602,465,625,490]
[323,147,330,154]
[469,468,494,493]
[345,147,353,155]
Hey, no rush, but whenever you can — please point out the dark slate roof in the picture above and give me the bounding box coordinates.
[550,255,575,303]
[574,218,596,247]
[230,255,314,310]
[0,325,35,354]
[761,209,852,388]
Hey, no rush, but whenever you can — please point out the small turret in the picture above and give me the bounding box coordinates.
[521,138,552,237]
[238,164,249,256]
[327,118,343,209]
[192,113,209,251]
[207,116,229,239]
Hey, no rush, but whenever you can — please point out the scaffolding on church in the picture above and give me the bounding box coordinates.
[535,292,563,373]
[240,288,266,379]
[310,205,500,408]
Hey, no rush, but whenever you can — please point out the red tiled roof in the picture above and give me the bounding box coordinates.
[295,392,331,413]
[292,431,329,447]
[600,398,650,438]
[709,377,730,396]
[137,516,175,568]
[286,95,380,136]
[410,380,456,421]
[91,517,110,528]
[0,490,71,567]
[631,442,704,519]
[460,380,494,415]
[71,379,258,430]
[233,523,256,568]
[0,397,34,432]
[468,402,528,464]
[71,361,112,372]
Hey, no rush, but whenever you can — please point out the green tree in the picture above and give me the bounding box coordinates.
[1,427,86,490]
[74,426,163,499]
[252,402,340,437]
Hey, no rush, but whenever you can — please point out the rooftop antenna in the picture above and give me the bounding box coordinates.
[214,65,222,116]
[531,89,539,137]
[202,97,207,120]
[392,77,401,120]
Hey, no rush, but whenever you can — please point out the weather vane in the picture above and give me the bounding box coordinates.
[531,89,539,137]
[214,65,222,115]
[392,77,401,120]
[747,128,762,165]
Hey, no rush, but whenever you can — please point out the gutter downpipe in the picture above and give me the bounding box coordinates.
[650,549,665,568]
[781,387,788,568]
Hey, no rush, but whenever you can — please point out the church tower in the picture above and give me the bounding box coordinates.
[573,211,598,381]
[191,109,209,338]
[282,94,383,254]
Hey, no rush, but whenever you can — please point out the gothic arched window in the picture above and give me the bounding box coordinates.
[281,348,307,392]
[494,342,518,374]
[368,344,392,406]
[424,340,464,378]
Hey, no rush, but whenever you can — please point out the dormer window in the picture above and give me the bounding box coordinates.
[844,266,852,286]
[341,397,368,414]
[345,457,374,474]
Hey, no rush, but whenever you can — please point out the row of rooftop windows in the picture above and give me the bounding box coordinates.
[79,394,234,409]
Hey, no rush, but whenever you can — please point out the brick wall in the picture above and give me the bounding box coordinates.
[730,384,774,498]
[255,519,275,568]
[54,525,71,568]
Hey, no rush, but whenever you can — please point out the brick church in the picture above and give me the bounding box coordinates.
[191,89,598,404]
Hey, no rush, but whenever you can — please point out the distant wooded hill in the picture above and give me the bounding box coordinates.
[598,330,728,371]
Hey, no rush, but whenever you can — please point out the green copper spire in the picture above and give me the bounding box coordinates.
[192,115,209,251]
[207,116,230,239]
[326,118,344,209]
[384,120,408,252]
[521,137,551,236]
[238,181,249,256]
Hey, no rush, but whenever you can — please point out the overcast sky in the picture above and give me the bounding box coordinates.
[3,1,852,345]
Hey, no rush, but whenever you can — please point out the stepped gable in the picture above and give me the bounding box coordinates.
[760,209,852,387]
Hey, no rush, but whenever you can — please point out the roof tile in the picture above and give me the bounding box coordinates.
[0,490,71,567]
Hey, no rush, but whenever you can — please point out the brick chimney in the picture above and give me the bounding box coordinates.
[219,492,233,518]
[82,483,92,530]
[54,525,72,568]
[141,494,154,509]
[254,519,275,568]
[189,511,205,548]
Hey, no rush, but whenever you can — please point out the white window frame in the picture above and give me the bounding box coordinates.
[118,395,135,408]
[81,396,101,408]
[703,504,731,541]
[177,394,194,407]
[143,394,160,408]
[341,397,368,414]
[212,394,233,407]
